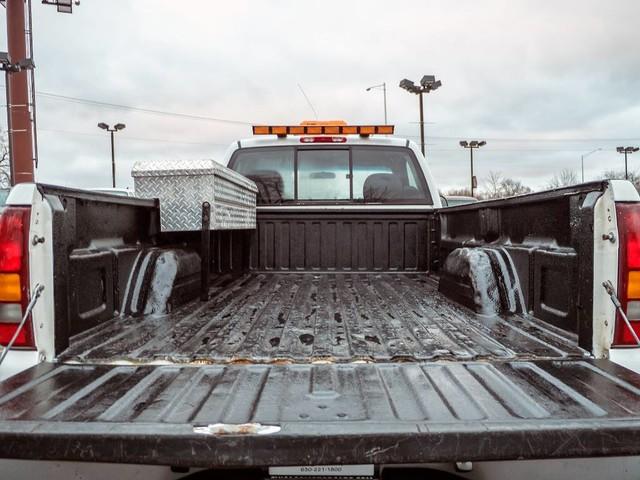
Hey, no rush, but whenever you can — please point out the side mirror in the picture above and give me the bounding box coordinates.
[439,194,448,207]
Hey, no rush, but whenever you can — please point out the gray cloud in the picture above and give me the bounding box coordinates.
[1,0,638,192]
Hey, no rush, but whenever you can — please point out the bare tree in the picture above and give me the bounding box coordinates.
[602,169,640,190]
[445,188,473,197]
[0,129,9,188]
[500,177,532,197]
[484,171,504,199]
[482,171,532,199]
[548,168,578,189]
[445,171,533,201]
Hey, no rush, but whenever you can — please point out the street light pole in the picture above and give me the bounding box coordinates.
[109,130,115,188]
[418,92,424,156]
[98,122,126,188]
[365,82,388,125]
[399,75,441,158]
[624,151,629,180]
[617,146,640,180]
[580,148,601,183]
[459,140,486,197]
[470,146,474,195]
[383,83,387,125]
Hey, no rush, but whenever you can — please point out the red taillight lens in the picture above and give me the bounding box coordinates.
[614,203,640,346]
[0,323,32,347]
[627,231,640,269]
[0,207,34,349]
[0,208,25,272]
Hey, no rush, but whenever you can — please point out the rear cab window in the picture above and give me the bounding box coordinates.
[230,146,432,205]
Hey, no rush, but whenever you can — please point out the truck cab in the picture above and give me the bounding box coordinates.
[225,125,440,209]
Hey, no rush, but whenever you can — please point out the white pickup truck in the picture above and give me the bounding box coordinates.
[0,123,639,479]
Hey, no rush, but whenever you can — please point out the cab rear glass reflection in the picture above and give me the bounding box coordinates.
[230,146,432,205]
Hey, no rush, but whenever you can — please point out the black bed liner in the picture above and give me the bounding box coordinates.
[4,272,636,467]
[60,273,584,364]
[0,359,640,466]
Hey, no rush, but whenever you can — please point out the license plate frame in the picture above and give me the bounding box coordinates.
[269,464,375,478]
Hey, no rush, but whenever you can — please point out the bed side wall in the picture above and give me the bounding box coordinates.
[439,183,602,348]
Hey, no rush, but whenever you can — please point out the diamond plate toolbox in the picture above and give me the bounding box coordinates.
[132,159,257,232]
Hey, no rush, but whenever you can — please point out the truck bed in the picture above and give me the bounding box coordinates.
[60,272,585,364]
[3,183,640,468]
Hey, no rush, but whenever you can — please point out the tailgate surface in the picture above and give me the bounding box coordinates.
[0,359,639,466]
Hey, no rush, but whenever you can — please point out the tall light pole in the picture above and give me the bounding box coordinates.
[97,122,126,188]
[617,146,640,180]
[399,75,441,157]
[580,148,601,183]
[4,0,34,185]
[365,83,387,124]
[459,140,486,197]
[2,0,76,185]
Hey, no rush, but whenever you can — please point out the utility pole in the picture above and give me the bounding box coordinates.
[98,123,126,188]
[2,0,75,185]
[459,140,486,197]
[617,146,639,180]
[399,75,441,157]
[5,0,34,184]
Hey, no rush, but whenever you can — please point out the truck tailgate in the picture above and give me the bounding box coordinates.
[0,359,639,466]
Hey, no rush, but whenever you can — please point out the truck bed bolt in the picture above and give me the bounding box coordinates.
[602,232,616,243]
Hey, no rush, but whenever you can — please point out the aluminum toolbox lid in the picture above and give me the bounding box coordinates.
[131,159,257,193]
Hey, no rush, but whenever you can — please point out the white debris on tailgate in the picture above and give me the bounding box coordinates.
[193,423,281,435]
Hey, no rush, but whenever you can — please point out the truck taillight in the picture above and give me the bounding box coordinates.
[614,203,640,347]
[0,207,34,349]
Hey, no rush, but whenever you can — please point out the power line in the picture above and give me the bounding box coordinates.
[0,84,253,125]
[17,125,640,151]
[27,128,640,152]
[37,127,230,146]
[37,91,253,125]
[426,148,623,152]
[3,85,636,144]
[396,133,640,142]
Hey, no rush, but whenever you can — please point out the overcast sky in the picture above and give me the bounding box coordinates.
[1,0,639,192]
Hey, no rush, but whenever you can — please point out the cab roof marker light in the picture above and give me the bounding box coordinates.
[300,136,347,144]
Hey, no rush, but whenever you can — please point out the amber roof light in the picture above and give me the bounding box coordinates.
[252,123,394,137]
